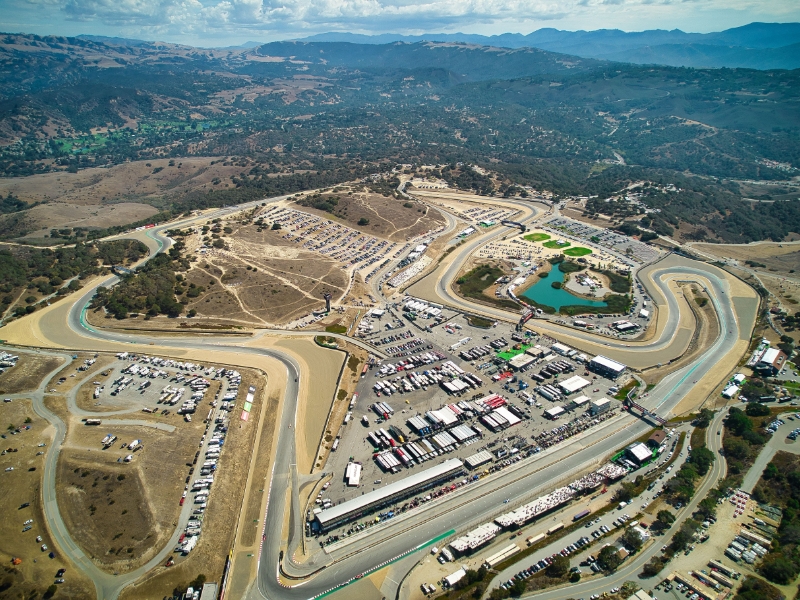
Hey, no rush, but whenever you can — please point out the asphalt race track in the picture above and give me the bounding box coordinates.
[0,193,758,599]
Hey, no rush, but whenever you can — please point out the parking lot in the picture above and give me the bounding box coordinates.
[316,310,631,541]
[72,353,248,563]
[544,217,662,266]
[259,205,399,278]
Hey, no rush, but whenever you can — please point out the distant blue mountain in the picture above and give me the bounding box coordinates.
[297,23,800,70]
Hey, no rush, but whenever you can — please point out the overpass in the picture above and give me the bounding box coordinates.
[623,397,668,425]
[501,219,527,232]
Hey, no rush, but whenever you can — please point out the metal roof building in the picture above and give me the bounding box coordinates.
[315,459,464,531]
[589,355,627,379]
[558,375,591,395]
[544,406,565,419]
[465,450,493,470]
[509,353,535,370]
[626,442,653,465]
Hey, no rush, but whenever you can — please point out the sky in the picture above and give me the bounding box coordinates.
[1,0,798,47]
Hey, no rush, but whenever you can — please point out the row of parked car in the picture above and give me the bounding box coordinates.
[499,536,595,590]
[656,579,697,600]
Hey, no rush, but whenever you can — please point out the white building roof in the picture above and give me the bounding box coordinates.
[722,385,740,399]
[558,375,591,394]
[465,450,493,469]
[430,406,459,426]
[493,406,521,426]
[444,568,467,587]
[509,354,535,369]
[627,442,652,463]
[551,343,571,355]
[316,459,463,527]
[449,522,501,552]
[760,348,781,365]
[590,355,627,374]
[545,406,565,417]
[571,395,591,406]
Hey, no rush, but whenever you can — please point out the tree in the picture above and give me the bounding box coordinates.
[271,222,281,230]
[597,545,623,572]
[657,510,676,526]
[745,403,771,417]
[357,217,370,226]
[724,438,750,460]
[688,446,715,476]
[759,555,798,585]
[642,556,665,577]
[615,482,636,503]
[725,408,754,436]
[547,554,570,577]
[621,528,644,551]
[763,462,781,480]
[44,584,58,599]
[670,521,698,552]
[734,576,784,600]
[695,408,714,428]
[509,578,526,597]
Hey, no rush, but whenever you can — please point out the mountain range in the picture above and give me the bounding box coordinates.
[295,22,800,70]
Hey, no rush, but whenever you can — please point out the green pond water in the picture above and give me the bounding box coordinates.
[520,267,608,311]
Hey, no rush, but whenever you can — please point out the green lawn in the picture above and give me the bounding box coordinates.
[524,232,551,242]
[543,240,571,249]
[455,264,520,311]
[466,315,494,328]
[563,247,592,257]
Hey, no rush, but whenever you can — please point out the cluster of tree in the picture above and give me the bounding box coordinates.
[455,263,520,311]
[90,242,186,319]
[723,407,767,476]
[0,240,145,294]
[740,378,775,402]
[733,576,784,600]
[663,446,716,504]
[751,453,800,585]
[2,35,799,244]
[0,239,146,319]
[295,193,341,214]
[440,165,496,196]
[0,193,28,214]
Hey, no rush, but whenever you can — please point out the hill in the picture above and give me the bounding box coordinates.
[298,22,800,70]
[0,31,799,244]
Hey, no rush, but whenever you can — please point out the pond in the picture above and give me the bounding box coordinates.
[520,267,608,311]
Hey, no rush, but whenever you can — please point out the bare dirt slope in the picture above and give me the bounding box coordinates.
[693,241,800,276]
[0,397,95,599]
[0,157,289,240]
[0,354,63,394]
[185,224,349,326]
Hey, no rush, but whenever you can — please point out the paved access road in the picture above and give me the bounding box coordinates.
[512,407,729,600]
[1,192,755,600]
